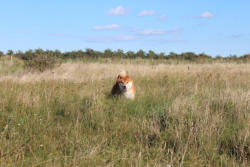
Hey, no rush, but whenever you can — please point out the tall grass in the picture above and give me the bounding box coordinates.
[0,56,24,76]
[0,60,249,166]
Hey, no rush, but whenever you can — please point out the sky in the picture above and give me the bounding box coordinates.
[0,0,250,56]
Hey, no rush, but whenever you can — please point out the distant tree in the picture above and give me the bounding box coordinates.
[147,50,157,59]
[136,50,145,59]
[34,48,44,55]
[54,49,62,58]
[114,49,124,58]
[23,49,34,60]
[126,51,135,59]
[181,52,197,61]
[7,50,14,61]
[215,55,222,60]
[239,54,250,62]
[226,54,237,61]
[63,51,70,59]
[169,52,179,59]
[45,50,54,57]
[0,51,4,58]
[3,48,246,62]
[104,49,113,58]
[158,52,165,59]
[95,51,103,58]
[195,53,211,62]
[63,51,80,59]
[85,48,95,57]
[7,50,14,56]
[71,50,80,59]
[242,54,250,59]
[198,53,211,59]
[15,50,24,58]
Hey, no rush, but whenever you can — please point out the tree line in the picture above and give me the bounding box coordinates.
[0,48,249,62]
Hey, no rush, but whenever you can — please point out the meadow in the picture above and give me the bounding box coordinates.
[0,56,249,166]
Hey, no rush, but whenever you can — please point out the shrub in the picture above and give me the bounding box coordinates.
[25,54,57,72]
[0,51,4,58]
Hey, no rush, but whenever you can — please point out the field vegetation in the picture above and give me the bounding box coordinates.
[0,53,249,166]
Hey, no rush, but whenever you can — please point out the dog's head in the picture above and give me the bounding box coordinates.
[116,74,132,92]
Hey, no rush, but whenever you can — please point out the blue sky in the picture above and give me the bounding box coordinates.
[0,0,249,56]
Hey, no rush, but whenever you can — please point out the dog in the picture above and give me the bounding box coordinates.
[111,71,135,100]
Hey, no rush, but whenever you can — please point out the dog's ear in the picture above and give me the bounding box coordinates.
[119,70,127,77]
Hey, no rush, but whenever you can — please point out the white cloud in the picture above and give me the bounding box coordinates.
[116,35,136,40]
[48,33,78,38]
[138,10,155,17]
[231,34,244,38]
[86,35,136,43]
[108,6,128,16]
[93,24,120,30]
[135,27,183,36]
[167,28,183,34]
[157,38,185,43]
[159,14,167,20]
[138,29,165,35]
[199,12,214,18]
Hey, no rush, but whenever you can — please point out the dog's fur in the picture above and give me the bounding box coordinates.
[111,71,135,100]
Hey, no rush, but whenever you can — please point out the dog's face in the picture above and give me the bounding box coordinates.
[116,75,132,92]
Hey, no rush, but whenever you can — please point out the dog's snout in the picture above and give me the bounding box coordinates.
[118,82,126,91]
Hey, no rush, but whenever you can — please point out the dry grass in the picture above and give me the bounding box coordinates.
[0,60,249,166]
[1,62,249,82]
[0,56,24,76]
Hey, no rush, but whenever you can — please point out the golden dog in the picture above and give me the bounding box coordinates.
[111,71,135,100]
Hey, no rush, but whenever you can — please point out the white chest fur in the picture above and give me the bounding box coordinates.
[124,81,135,99]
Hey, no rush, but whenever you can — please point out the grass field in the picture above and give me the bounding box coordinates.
[0,57,249,166]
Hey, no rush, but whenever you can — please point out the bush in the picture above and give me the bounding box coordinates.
[25,54,57,72]
[0,51,4,58]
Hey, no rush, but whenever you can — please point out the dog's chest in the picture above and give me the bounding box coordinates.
[124,81,135,99]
